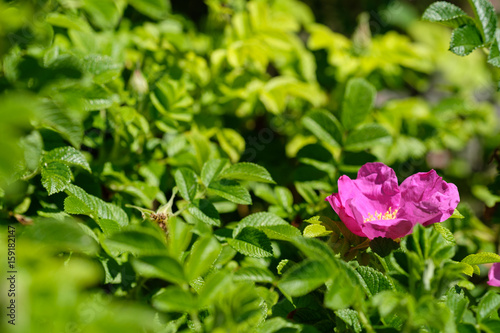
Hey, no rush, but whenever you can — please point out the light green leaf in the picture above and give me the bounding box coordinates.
[478,291,500,322]
[167,217,193,259]
[187,199,221,227]
[105,229,167,256]
[128,0,171,20]
[131,255,186,285]
[198,270,233,307]
[21,130,43,171]
[234,266,275,283]
[152,287,197,313]
[83,0,123,30]
[219,162,275,184]
[233,212,301,241]
[422,2,476,28]
[433,223,456,245]
[461,252,500,265]
[201,158,229,186]
[43,146,91,172]
[341,78,376,130]
[470,0,497,43]
[278,259,331,297]
[450,208,465,219]
[291,236,336,262]
[344,123,391,151]
[335,309,362,333]
[227,227,274,258]
[189,130,211,172]
[216,128,245,163]
[208,180,252,205]
[303,224,332,238]
[39,101,83,147]
[472,185,500,207]
[41,162,72,195]
[488,37,500,67]
[185,236,222,282]
[82,54,122,84]
[449,24,484,56]
[302,109,343,148]
[174,167,198,202]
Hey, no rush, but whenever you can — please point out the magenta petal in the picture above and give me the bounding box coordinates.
[399,170,460,226]
[326,193,365,237]
[355,163,400,205]
[488,263,500,287]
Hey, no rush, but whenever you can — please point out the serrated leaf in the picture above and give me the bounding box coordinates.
[65,184,129,227]
[41,161,72,195]
[234,266,275,283]
[233,212,301,240]
[344,123,391,151]
[274,186,293,211]
[198,270,233,307]
[302,109,343,148]
[422,2,476,28]
[131,255,186,285]
[478,291,500,322]
[303,224,332,238]
[488,37,500,67]
[227,227,274,258]
[470,0,497,44]
[342,78,376,130]
[461,252,500,265]
[278,259,331,297]
[219,162,275,184]
[450,24,484,56]
[152,287,197,313]
[82,54,122,84]
[446,287,469,324]
[201,158,229,186]
[291,236,336,262]
[187,199,221,227]
[39,98,84,148]
[356,266,394,296]
[335,309,362,333]
[174,167,198,202]
[185,236,222,282]
[450,208,465,219]
[105,230,167,256]
[208,180,252,205]
[44,146,91,172]
[433,223,456,245]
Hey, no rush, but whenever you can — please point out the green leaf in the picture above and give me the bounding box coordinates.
[472,185,500,207]
[131,255,186,285]
[422,2,476,28]
[174,168,198,202]
[187,199,221,227]
[470,0,497,44]
[234,267,275,283]
[274,186,293,211]
[39,101,84,147]
[325,276,358,310]
[335,309,362,333]
[82,54,122,84]
[489,37,500,67]
[201,158,229,186]
[446,287,469,324]
[302,109,343,148]
[355,266,394,296]
[369,237,400,257]
[185,236,222,281]
[461,252,500,265]
[227,227,274,258]
[65,184,129,227]
[450,208,465,219]
[83,0,123,30]
[152,287,197,313]
[449,24,483,56]
[303,224,333,238]
[168,217,193,259]
[233,212,301,241]
[22,217,99,254]
[216,128,245,163]
[433,223,456,246]
[344,123,391,151]
[208,180,252,205]
[341,78,376,130]
[128,0,171,20]
[105,230,167,256]
[478,291,500,322]
[219,162,275,184]
[291,236,336,262]
[198,270,233,307]
[189,130,211,172]
[21,130,43,171]
[41,162,72,195]
[278,259,331,297]
[43,146,91,172]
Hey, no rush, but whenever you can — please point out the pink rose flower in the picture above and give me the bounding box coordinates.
[326,163,460,240]
[488,263,500,287]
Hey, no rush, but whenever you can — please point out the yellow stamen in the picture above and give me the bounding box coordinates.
[363,207,399,223]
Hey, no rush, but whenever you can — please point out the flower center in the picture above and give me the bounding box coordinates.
[363,207,399,223]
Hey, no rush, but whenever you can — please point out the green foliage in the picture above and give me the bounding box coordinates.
[0,0,499,332]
